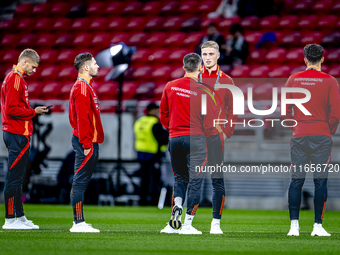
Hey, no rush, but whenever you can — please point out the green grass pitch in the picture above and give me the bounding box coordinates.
[0,204,339,255]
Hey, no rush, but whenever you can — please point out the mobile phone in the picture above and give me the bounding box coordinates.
[46,105,53,109]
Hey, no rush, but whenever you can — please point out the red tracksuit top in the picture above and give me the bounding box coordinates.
[1,65,36,136]
[69,74,104,149]
[200,65,238,138]
[160,75,217,138]
[281,68,340,137]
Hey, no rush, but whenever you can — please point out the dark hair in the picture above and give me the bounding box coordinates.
[303,44,324,65]
[208,22,217,28]
[74,53,93,72]
[230,24,243,35]
[19,49,40,64]
[147,103,159,112]
[183,53,201,73]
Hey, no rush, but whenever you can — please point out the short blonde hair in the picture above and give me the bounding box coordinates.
[201,41,219,51]
[19,49,40,65]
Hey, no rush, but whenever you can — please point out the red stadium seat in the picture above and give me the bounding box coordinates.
[326,49,340,65]
[301,32,323,45]
[168,49,191,64]
[317,15,337,33]
[265,48,287,65]
[151,65,172,82]
[230,65,250,78]
[27,81,43,100]
[39,66,60,80]
[297,15,318,31]
[329,66,340,77]
[91,33,111,50]
[15,3,34,18]
[58,66,78,81]
[244,32,262,47]
[122,81,138,100]
[54,34,74,48]
[144,17,164,31]
[322,32,340,47]
[259,15,279,31]
[0,20,15,34]
[110,33,130,45]
[1,34,20,49]
[34,18,54,33]
[154,83,167,100]
[52,18,72,32]
[2,50,20,64]
[31,3,51,17]
[56,50,77,65]
[103,2,125,16]
[183,32,204,47]
[312,1,332,14]
[76,49,97,58]
[132,66,153,81]
[18,34,37,49]
[36,34,56,49]
[268,66,292,78]
[162,17,183,30]
[178,1,197,16]
[197,1,219,16]
[70,18,91,32]
[145,33,167,48]
[89,18,109,32]
[181,17,202,31]
[285,48,304,65]
[290,65,306,75]
[277,15,298,31]
[164,32,186,48]
[135,82,156,99]
[218,16,241,33]
[292,0,313,14]
[247,49,266,65]
[201,17,220,28]
[125,17,147,31]
[160,1,180,15]
[86,2,106,16]
[131,49,151,66]
[50,3,71,16]
[58,82,74,100]
[39,50,58,65]
[97,81,119,100]
[141,1,162,16]
[249,65,270,78]
[107,17,127,32]
[95,67,113,82]
[331,1,340,14]
[72,33,93,48]
[127,32,148,47]
[240,16,260,31]
[148,49,170,64]
[281,32,302,47]
[170,66,185,80]
[16,18,35,33]
[40,81,62,99]
[122,2,143,16]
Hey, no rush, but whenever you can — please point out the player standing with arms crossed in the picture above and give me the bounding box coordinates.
[200,41,237,234]
[1,49,48,229]
[69,53,104,233]
[282,44,340,237]
[160,53,217,234]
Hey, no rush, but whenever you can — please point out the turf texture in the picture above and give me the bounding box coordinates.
[0,204,339,255]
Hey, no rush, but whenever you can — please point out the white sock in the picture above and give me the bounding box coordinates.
[314,223,322,227]
[212,218,220,226]
[6,218,16,223]
[184,214,194,226]
[17,216,28,222]
[174,197,183,207]
[291,219,299,227]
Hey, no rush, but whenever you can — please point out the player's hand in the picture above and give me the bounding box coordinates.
[84,148,91,156]
[34,106,49,115]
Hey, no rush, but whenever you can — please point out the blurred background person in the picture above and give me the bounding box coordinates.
[224,24,249,66]
[134,103,169,206]
[208,0,239,19]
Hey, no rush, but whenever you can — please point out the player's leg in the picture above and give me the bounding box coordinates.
[288,137,308,236]
[2,132,35,230]
[70,136,99,233]
[310,136,332,236]
[180,135,207,235]
[207,134,225,234]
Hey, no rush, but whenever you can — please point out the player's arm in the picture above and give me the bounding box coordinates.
[74,85,93,150]
[5,74,36,119]
[328,78,340,134]
[223,77,238,138]
[281,76,294,130]
[160,85,170,130]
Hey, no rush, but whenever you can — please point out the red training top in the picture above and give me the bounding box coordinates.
[200,65,238,138]
[160,75,217,138]
[69,74,104,149]
[281,68,340,137]
[1,65,36,136]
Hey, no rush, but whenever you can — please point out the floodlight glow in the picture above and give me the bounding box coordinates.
[110,45,123,57]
